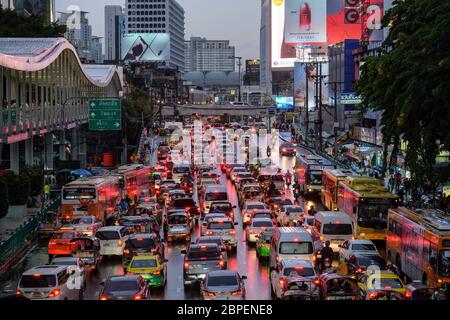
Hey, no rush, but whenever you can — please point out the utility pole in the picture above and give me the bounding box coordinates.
[305,65,309,147]
[318,62,323,151]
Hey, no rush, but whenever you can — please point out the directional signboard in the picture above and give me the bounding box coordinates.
[89,99,122,131]
[340,92,363,105]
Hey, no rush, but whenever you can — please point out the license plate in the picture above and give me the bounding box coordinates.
[103,243,110,247]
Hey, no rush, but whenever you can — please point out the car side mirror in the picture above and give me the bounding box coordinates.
[241,276,247,280]
[233,206,237,209]
[163,259,169,263]
[180,249,187,255]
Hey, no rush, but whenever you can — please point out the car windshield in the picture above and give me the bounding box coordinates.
[283,267,315,277]
[356,255,386,269]
[208,222,233,230]
[322,224,353,235]
[128,238,155,249]
[308,171,323,185]
[207,275,238,287]
[69,217,93,224]
[205,192,228,201]
[247,204,265,210]
[130,259,157,269]
[371,277,404,289]
[19,275,57,288]
[326,279,357,294]
[438,250,450,277]
[252,221,273,228]
[358,204,390,229]
[253,214,272,220]
[173,167,190,174]
[211,204,232,212]
[96,231,120,240]
[352,243,377,251]
[188,249,221,260]
[105,279,138,292]
[272,175,285,182]
[275,199,293,206]
[168,215,188,225]
[279,242,313,255]
[52,233,74,240]
[285,207,303,213]
[173,199,195,208]
[52,260,77,266]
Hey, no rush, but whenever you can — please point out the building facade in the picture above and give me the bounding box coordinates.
[1,0,55,24]
[105,5,124,62]
[125,0,185,71]
[184,37,235,72]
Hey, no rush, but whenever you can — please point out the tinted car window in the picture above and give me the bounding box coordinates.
[52,233,74,240]
[208,222,233,230]
[279,242,313,254]
[187,249,221,260]
[96,231,120,240]
[130,260,157,269]
[207,275,238,287]
[19,275,57,288]
[283,267,315,277]
[352,243,377,251]
[252,221,273,228]
[205,193,228,201]
[105,279,138,292]
[322,224,353,235]
[128,238,155,249]
[173,199,196,208]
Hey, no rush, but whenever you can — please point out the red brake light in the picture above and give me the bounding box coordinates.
[230,230,236,235]
[48,288,61,298]
[152,271,160,275]
[369,292,378,300]
[206,231,213,235]
[314,278,320,285]
[99,295,108,300]
[33,274,41,278]
[219,260,225,267]
[294,266,304,270]
[184,262,189,269]
[117,240,123,246]
[133,295,142,300]
[16,290,22,296]
[405,290,412,299]
[231,289,243,296]
[279,278,286,286]
[137,238,143,241]
[87,226,94,230]
[202,291,215,297]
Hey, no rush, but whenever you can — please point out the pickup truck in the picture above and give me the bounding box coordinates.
[181,244,226,287]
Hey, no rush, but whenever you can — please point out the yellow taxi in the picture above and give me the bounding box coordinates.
[357,270,406,299]
[126,255,167,288]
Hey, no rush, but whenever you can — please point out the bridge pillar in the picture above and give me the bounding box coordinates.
[79,127,87,168]
[25,137,33,167]
[71,127,79,162]
[44,132,54,170]
[9,142,19,173]
[59,130,66,161]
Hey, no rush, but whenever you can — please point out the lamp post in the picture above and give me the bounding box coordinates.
[229,56,242,102]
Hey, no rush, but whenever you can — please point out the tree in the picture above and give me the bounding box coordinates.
[0,7,66,37]
[122,88,154,146]
[0,179,9,218]
[356,0,450,194]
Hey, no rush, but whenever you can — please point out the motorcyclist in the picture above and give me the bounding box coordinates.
[285,170,292,187]
[292,181,301,204]
[308,205,317,216]
[268,180,276,197]
[319,241,334,271]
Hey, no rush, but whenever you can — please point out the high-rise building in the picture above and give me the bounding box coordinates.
[58,10,103,64]
[184,37,235,72]
[105,5,124,62]
[125,0,185,71]
[244,59,260,86]
[1,0,55,24]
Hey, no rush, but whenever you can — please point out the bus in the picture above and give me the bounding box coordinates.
[387,207,450,287]
[337,176,399,241]
[61,176,121,222]
[112,164,152,201]
[322,169,354,211]
[294,155,336,198]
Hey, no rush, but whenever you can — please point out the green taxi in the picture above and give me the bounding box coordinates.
[126,255,167,288]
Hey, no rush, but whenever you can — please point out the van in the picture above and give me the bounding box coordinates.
[270,227,314,270]
[96,226,129,256]
[202,185,228,215]
[311,211,354,253]
[16,265,82,300]
[172,164,191,184]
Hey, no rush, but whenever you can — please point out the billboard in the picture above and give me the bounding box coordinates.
[121,33,170,62]
[294,62,329,110]
[275,96,294,109]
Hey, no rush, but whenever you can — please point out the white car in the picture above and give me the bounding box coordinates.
[96,226,129,256]
[338,239,379,261]
[302,215,315,234]
[230,167,247,183]
[246,218,275,243]
[277,205,304,226]
[50,257,86,290]
[242,201,267,226]
[201,213,227,236]
[270,259,317,300]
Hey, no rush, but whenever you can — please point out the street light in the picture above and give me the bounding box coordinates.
[229,56,242,102]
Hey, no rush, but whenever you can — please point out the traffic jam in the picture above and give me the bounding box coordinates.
[10,118,450,301]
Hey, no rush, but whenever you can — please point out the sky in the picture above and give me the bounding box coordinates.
[56,0,261,61]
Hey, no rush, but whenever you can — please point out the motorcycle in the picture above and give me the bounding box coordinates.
[267,147,271,157]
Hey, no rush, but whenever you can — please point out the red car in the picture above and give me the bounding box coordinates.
[48,230,80,257]
[279,143,297,157]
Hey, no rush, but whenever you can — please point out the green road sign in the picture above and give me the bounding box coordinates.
[89,99,122,131]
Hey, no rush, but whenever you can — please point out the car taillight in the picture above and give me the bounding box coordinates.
[405,290,412,299]
[279,278,286,287]
[48,288,61,298]
[249,230,254,234]
[197,208,201,212]
[357,268,364,273]
[314,278,320,285]
[133,295,142,300]
[123,249,130,254]
[219,260,225,267]
[202,291,215,297]
[230,230,236,235]
[87,226,94,230]
[206,231,213,236]
[99,295,108,300]
[276,255,280,263]
[117,240,123,246]
[369,292,378,300]
[320,236,324,241]
[152,271,161,275]
[16,290,23,296]
[184,262,189,269]
[231,289,243,296]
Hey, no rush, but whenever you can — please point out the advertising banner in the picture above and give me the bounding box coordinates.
[275,96,294,109]
[294,62,329,109]
[121,33,170,62]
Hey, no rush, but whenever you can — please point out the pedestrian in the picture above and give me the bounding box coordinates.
[44,182,50,203]
[403,178,411,197]
[398,188,405,205]
[395,172,402,192]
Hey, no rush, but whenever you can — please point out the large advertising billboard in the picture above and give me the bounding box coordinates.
[121,33,170,62]
[275,96,294,109]
[294,62,329,110]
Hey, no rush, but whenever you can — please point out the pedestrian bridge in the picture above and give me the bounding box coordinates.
[0,38,123,172]
[161,104,272,117]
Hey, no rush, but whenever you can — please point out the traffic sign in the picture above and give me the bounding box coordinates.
[130,154,138,162]
[89,99,122,131]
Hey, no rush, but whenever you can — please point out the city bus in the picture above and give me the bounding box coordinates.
[337,176,399,241]
[61,176,121,222]
[387,207,450,287]
[112,164,152,200]
[294,155,336,198]
[322,169,354,211]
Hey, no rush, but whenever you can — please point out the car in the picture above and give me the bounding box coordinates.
[99,275,150,300]
[246,218,275,243]
[279,142,297,157]
[236,177,257,191]
[48,230,81,259]
[172,164,192,184]
[17,265,82,300]
[357,271,406,299]
[200,170,221,185]
[267,197,294,214]
[302,215,315,234]
[345,253,387,275]
[182,244,227,287]
[126,255,168,288]
[270,259,318,300]
[209,201,236,222]
[230,167,248,183]
[62,216,103,237]
[123,233,165,266]
[201,270,247,300]
[205,217,239,251]
[95,226,129,256]
[233,172,253,187]
[166,212,192,242]
[242,201,267,226]
[338,239,379,261]
[119,215,159,235]
[170,197,201,220]
[201,213,227,236]
[50,257,86,291]
[277,205,304,227]
[157,145,171,160]
[196,236,228,262]
[224,163,243,177]
[238,184,264,206]
[166,189,187,205]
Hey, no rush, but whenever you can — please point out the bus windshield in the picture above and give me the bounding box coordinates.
[308,171,323,186]
[438,251,450,277]
[357,204,390,229]
[63,187,96,200]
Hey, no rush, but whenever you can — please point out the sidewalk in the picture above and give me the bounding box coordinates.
[0,206,42,244]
